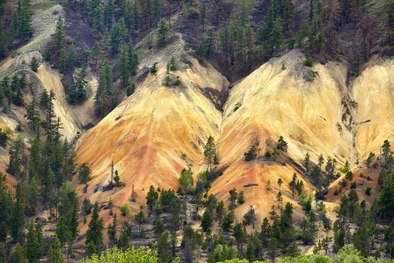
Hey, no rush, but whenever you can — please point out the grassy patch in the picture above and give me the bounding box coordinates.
[32,1,57,11]
[225,0,256,8]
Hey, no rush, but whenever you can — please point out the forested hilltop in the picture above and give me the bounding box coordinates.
[0,0,393,262]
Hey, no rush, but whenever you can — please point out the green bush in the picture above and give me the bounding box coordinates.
[365,187,372,196]
[30,57,39,72]
[120,204,131,216]
[81,246,180,263]
[304,56,313,67]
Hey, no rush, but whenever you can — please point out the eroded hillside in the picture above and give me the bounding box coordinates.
[76,35,229,209]
[75,45,394,225]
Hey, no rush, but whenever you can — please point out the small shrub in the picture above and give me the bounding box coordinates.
[233,102,241,112]
[0,129,9,147]
[365,187,371,196]
[16,123,23,132]
[30,57,39,72]
[149,63,158,75]
[340,180,347,188]
[340,162,350,173]
[126,83,135,97]
[120,203,131,216]
[304,56,313,67]
[83,198,92,215]
[244,142,260,161]
[276,136,288,152]
[350,182,357,189]
[114,170,121,186]
[167,57,177,72]
[79,163,91,184]
[345,171,353,181]
[266,180,272,191]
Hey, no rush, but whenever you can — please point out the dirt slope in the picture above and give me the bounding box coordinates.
[75,46,394,224]
[353,59,394,160]
[76,35,229,209]
[210,50,349,221]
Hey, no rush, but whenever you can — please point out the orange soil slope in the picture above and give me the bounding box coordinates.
[76,52,229,209]
[75,47,394,224]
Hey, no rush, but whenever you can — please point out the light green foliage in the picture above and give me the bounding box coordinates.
[218,259,268,263]
[219,245,386,262]
[208,244,239,263]
[224,0,256,8]
[81,246,180,263]
[178,168,193,193]
[222,245,386,263]
[333,244,384,263]
[120,203,131,216]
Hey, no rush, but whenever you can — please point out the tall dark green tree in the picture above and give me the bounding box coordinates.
[0,173,13,242]
[26,220,42,263]
[49,237,64,263]
[56,182,79,246]
[157,231,173,263]
[204,136,216,172]
[146,185,158,213]
[55,16,65,53]
[85,202,103,254]
[11,183,26,241]
[7,135,26,178]
[156,19,169,46]
[95,60,117,115]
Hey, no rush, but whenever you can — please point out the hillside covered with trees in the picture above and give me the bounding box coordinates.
[0,0,393,262]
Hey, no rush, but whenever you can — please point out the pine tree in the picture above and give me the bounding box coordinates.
[55,16,65,53]
[156,19,169,46]
[26,176,40,215]
[56,182,79,245]
[107,214,118,243]
[95,60,116,115]
[49,237,64,263]
[110,18,127,53]
[204,136,216,172]
[233,223,247,254]
[0,173,13,242]
[0,244,5,263]
[146,185,158,213]
[12,0,33,41]
[11,183,25,241]
[13,243,27,263]
[157,231,173,263]
[201,210,213,232]
[178,168,193,194]
[26,221,42,263]
[85,202,103,254]
[78,163,90,184]
[289,173,298,197]
[261,217,271,247]
[25,99,41,131]
[30,57,39,72]
[119,44,129,86]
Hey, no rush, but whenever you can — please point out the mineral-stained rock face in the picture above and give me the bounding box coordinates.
[353,59,394,160]
[76,42,229,210]
[76,44,394,223]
